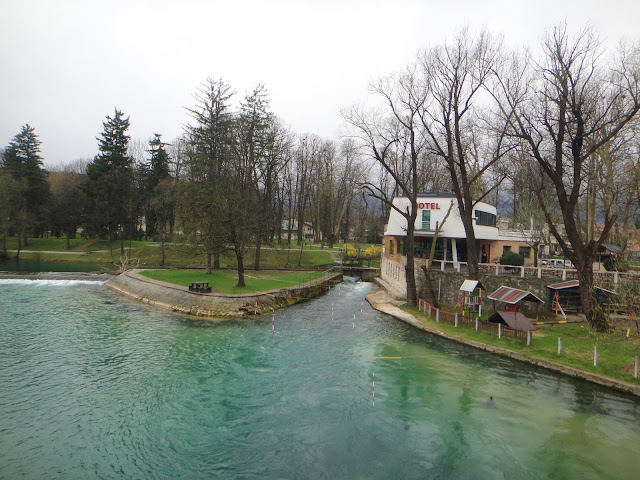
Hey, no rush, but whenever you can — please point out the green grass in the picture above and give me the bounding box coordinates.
[139,268,326,294]
[405,305,640,385]
[4,236,87,251]
[3,237,336,269]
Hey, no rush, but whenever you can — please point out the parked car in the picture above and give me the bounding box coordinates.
[547,259,574,269]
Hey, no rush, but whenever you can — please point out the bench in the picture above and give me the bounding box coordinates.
[189,281,212,293]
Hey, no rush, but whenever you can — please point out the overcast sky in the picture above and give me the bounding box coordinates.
[2,0,639,167]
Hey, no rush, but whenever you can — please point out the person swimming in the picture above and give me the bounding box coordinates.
[487,396,495,408]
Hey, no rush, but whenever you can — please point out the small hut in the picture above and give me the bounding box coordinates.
[459,280,484,316]
[487,285,544,319]
[487,311,538,332]
[547,280,617,315]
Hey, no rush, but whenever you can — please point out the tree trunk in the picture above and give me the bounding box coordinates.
[404,223,417,307]
[576,259,609,332]
[461,212,480,279]
[420,265,440,308]
[1,235,7,260]
[206,252,212,274]
[213,252,220,270]
[236,252,245,287]
[160,234,165,266]
[254,235,262,271]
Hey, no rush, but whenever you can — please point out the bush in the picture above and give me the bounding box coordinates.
[603,256,629,272]
[364,245,383,259]
[500,250,524,266]
[344,243,357,257]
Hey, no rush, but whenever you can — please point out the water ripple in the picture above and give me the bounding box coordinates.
[1,282,640,479]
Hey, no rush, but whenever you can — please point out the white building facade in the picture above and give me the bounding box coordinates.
[381,193,541,296]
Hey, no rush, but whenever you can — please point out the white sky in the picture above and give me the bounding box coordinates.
[1,0,639,167]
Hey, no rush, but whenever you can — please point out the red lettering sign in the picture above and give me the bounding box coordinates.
[418,202,440,210]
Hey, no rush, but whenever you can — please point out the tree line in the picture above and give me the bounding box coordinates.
[0,79,378,287]
[3,23,640,332]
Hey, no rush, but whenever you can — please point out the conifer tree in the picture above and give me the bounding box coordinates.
[2,124,49,244]
[85,108,133,255]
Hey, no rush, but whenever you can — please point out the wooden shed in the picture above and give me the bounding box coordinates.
[547,280,617,314]
[487,285,544,319]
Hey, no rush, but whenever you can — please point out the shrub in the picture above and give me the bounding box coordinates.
[500,250,524,266]
[603,256,629,272]
[364,245,383,259]
[344,243,357,257]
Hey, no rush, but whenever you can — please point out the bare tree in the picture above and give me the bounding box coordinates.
[496,24,640,331]
[418,28,510,279]
[343,65,427,306]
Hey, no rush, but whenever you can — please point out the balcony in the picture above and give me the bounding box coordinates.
[415,221,436,234]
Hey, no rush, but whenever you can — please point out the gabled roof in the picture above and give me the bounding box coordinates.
[460,279,484,293]
[547,280,617,295]
[489,311,537,331]
[547,280,580,290]
[598,244,623,254]
[487,285,544,304]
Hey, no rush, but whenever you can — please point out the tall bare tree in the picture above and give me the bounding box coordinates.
[343,65,427,306]
[418,28,510,279]
[496,25,640,331]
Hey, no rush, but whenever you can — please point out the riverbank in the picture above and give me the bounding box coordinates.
[107,268,343,318]
[366,282,640,397]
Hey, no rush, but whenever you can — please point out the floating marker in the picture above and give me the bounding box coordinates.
[271,310,275,334]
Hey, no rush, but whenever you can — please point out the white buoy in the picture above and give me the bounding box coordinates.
[271,311,275,334]
[372,372,375,406]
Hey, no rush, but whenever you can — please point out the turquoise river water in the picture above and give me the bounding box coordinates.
[1,277,639,479]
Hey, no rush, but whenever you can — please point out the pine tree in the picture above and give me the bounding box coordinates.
[182,77,235,274]
[85,108,133,255]
[145,133,172,240]
[2,124,50,244]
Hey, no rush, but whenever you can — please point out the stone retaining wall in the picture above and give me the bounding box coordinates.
[107,269,343,318]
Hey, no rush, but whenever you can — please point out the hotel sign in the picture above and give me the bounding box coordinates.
[418,202,440,210]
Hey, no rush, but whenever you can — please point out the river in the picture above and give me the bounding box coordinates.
[1,277,639,479]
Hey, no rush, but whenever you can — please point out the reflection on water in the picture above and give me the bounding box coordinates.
[0,258,111,272]
[0,278,639,479]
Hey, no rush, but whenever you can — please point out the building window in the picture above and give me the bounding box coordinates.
[519,246,531,258]
[503,245,511,254]
[475,210,497,226]
[389,239,395,255]
[421,210,431,230]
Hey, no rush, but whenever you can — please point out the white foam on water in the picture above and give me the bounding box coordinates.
[0,279,107,287]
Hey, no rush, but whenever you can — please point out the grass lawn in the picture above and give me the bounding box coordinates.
[4,236,88,251]
[406,305,640,385]
[4,237,336,270]
[139,269,327,294]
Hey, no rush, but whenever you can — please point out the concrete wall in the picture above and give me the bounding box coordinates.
[381,256,551,315]
[418,270,551,316]
[107,269,343,318]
